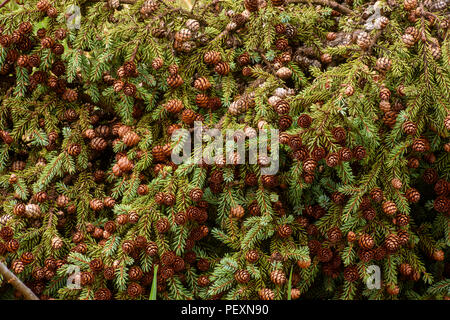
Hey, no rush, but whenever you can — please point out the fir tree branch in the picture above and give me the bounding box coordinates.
[0,261,39,300]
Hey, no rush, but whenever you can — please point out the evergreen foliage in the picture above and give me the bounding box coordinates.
[0,0,449,300]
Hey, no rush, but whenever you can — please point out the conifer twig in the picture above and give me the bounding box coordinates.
[0,261,39,300]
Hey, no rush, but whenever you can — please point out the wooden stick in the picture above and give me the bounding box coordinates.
[0,261,39,300]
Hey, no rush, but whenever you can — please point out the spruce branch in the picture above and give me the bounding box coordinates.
[0,261,39,300]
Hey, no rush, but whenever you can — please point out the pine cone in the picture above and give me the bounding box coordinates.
[244,0,259,12]
[214,62,230,75]
[405,188,420,203]
[167,74,184,88]
[275,224,292,238]
[234,269,251,283]
[403,0,417,10]
[194,77,211,91]
[259,288,275,300]
[270,269,287,285]
[384,234,400,252]
[325,152,340,167]
[123,131,140,146]
[327,227,343,242]
[230,205,245,218]
[156,217,170,233]
[358,233,375,250]
[343,265,359,282]
[204,51,221,65]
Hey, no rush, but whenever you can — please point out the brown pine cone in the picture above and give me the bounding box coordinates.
[297,114,312,128]
[128,266,143,281]
[197,258,210,271]
[104,197,116,208]
[402,121,417,135]
[275,23,286,34]
[339,147,353,162]
[163,193,176,206]
[156,217,170,233]
[151,57,163,70]
[90,199,104,211]
[363,207,376,220]
[230,205,245,219]
[214,62,230,75]
[358,233,375,250]
[395,214,410,226]
[343,265,359,282]
[113,80,124,92]
[12,260,25,274]
[274,38,288,51]
[423,168,438,184]
[146,242,158,256]
[259,288,275,300]
[166,74,184,88]
[317,247,333,262]
[122,240,135,254]
[181,109,197,125]
[244,250,259,263]
[197,275,210,287]
[384,234,400,252]
[127,282,143,297]
[325,152,340,167]
[277,224,292,238]
[103,267,116,280]
[356,31,371,49]
[327,227,343,242]
[234,269,251,284]
[376,57,392,72]
[195,93,209,108]
[279,115,293,130]
[67,143,81,156]
[381,201,397,216]
[117,157,133,172]
[434,196,449,213]
[194,77,211,91]
[432,250,444,261]
[89,258,104,273]
[237,52,250,66]
[204,51,221,65]
[370,188,384,203]
[122,131,140,147]
[274,100,290,114]
[165,99,184,113]
[399,263,413,276]
[405,188,420,203]
[20,252,34,265]
[80,271,95,286]
[270,269,287,285]
[411,137,429,152]
[403,0,417,10]
[347,231,357,242]
[434,179,449,196]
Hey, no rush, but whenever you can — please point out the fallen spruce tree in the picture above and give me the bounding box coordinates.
[0,0,449,300]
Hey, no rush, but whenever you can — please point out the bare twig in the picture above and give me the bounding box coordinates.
[0,261,39,300]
